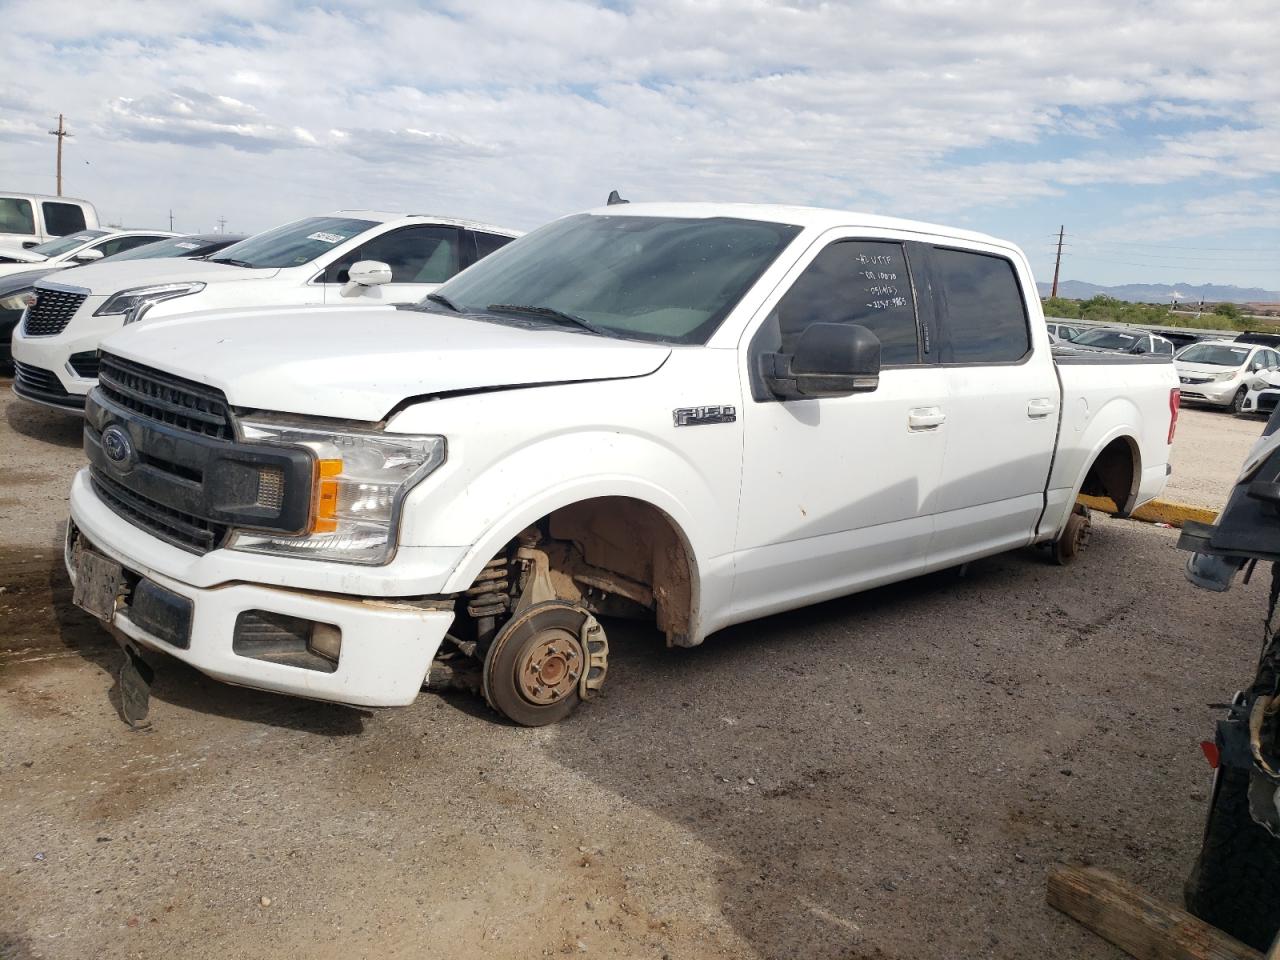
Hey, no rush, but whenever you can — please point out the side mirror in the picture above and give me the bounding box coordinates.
[347,260,392,287]
[73,248,104,263]
[763,323,881,400]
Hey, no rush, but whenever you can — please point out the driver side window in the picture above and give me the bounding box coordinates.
[323,226,461,284]
[766,239,922,365]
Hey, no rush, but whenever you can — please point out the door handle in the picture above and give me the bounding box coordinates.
[1027,398,1057,419]
[908,406,946,430]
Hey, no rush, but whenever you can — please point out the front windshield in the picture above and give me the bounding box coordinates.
[103,235,225,262]
[28,231,108,257]
[428,213,802,344]
[1177,343,1251,367]
[208,216,375,269]
[1070,329,1138,350]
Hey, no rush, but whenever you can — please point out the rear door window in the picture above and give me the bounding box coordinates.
[0,198,35,236]
[323,226,461,284]
[42,201,87,236]
[769,239,922,365]
[932,248,1030,363]
[472,231,514,261]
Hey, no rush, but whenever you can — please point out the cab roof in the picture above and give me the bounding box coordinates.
[580,201,1011,249]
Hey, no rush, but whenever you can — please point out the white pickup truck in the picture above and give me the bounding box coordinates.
[66,203,1180,726]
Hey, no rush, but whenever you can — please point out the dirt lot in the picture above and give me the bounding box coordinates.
[0,384,1270,959]
[1166,401,1265,508]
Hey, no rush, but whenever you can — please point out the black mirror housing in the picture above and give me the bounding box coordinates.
[764,323,881,400]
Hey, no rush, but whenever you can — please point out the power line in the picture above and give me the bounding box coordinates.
[1080,239,1280,252]
[1065,253,1280,274]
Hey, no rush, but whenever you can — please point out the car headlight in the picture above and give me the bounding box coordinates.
[227,417,445,564]
[1210,371,1237,382]
[0,289,35,313]
[94,282,206,324]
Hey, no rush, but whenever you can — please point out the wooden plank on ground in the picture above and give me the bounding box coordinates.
[1046,865,1262,960]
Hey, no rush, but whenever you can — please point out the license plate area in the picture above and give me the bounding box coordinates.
[72,545,125,623]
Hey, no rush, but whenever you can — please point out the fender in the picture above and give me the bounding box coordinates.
[1041,401,1142,539]
[437,476,711,644]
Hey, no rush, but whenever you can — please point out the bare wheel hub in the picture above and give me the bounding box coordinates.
[516,627,583,705]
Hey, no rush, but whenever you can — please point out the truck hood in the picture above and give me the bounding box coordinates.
[99,306,673,422]
[37,256,279,293]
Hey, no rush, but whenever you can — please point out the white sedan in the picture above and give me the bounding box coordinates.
[0,228,175,279]
[1176,339,1280,413]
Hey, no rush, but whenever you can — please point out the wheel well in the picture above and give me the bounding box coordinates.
[545,497,695,646]
[1079,436,1139,515]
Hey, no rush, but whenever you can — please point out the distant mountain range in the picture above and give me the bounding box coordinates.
[1037,279,1280,304]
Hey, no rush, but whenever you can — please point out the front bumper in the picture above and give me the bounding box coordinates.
[10,294,114,401]
[1178,380,1237,405]
[69,471,456,707]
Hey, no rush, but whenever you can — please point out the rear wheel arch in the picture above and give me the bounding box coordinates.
[1078,434,1141,516]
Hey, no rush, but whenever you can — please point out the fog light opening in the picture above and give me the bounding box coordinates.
[308,622,343,664]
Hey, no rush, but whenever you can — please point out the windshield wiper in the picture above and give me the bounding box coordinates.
[425,292,460,311]
[208,257,255,268]
[486,303,612,337]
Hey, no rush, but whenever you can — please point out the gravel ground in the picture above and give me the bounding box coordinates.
[0,379,1270,959]
[1165,404,1265,509]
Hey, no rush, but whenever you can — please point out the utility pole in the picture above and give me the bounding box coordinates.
[216,216,227,234]
[168,209,174,231]
[48,114,71,196]
[1050,224,1065,299]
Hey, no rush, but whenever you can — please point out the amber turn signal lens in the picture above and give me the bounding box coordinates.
[312,458,343,532]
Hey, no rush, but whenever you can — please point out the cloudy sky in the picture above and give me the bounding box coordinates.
[2,0,1278,291]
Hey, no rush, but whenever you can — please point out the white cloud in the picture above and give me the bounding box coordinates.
[0,0,1276,285]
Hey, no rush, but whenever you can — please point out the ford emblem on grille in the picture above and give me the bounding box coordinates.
[101,425,135,469]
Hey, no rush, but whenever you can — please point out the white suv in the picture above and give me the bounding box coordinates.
[11,211,519,411]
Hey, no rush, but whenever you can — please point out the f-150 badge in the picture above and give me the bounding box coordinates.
[673,405,737,427]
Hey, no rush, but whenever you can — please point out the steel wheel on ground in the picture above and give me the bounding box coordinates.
[1053,503,1092,566]
[1231,386,1247,414]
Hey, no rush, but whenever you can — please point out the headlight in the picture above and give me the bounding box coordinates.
[0,289,34,312]
[1210,371,1237,382]
[228,417,445,564]
[94,282,206,324]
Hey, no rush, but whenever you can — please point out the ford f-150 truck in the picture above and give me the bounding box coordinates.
[65,203,1181,726]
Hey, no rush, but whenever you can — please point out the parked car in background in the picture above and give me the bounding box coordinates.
[0,192,99,249]
[1066,326,1175,356]
[1045,319,1085,342]
[0,233,245,370]
[11,212,519,411]
[65,202,1178,725]
[1176,339,1280,413]
[1239,369,1280,417]
[1160,329,1204,352]
[0,228,175,279]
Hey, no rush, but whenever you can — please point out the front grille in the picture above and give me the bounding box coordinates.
[97,353,232,440]
[90,468,228,554]
[69,351,100,379]
[22,287,87,336]
[13,360,68,396]
[1260,393,1279,413]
